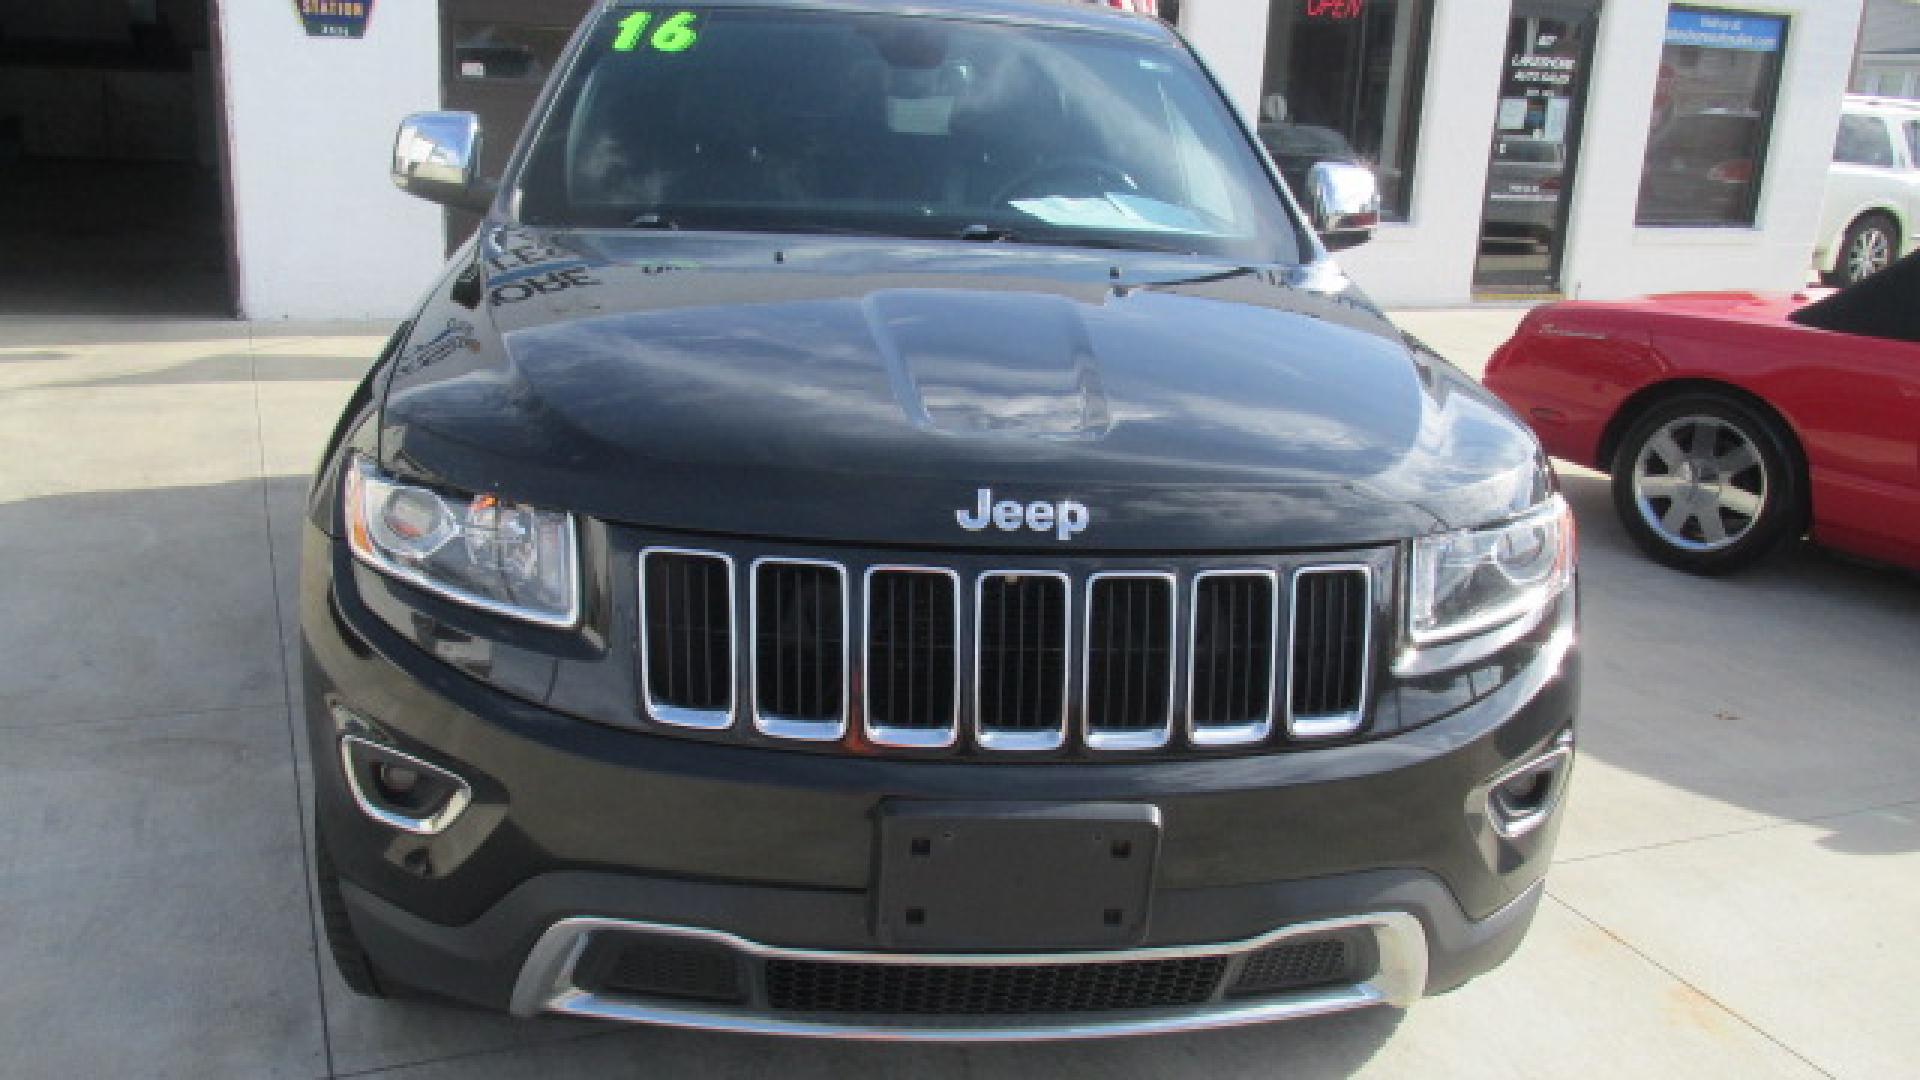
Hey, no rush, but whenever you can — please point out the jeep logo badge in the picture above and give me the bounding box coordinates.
[956,488,1089,542]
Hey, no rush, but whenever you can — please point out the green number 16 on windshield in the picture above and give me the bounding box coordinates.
[613,10,700,54]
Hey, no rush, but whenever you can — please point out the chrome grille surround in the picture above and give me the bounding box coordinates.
[973,570,1073,752]
[1287,564,1373,741]
[1081,571,1178,751]
[1185,569,1280,748]
[749,556,850,742]
[633,545,1381,756]
[638,547,738,732]
[862,565,963,749]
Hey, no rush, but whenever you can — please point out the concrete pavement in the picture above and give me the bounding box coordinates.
[0,309,1914,1078]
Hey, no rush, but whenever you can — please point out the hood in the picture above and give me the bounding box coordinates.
[379,228,1546,551]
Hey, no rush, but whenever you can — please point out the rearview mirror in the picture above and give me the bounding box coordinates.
[391,111,494,213]
[1307,161,1380,253]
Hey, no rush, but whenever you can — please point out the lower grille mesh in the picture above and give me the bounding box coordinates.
[764,955,1229,1015]
[1229,937,1354,996]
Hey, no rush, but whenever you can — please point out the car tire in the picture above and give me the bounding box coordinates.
[1610,393,1803,575]
[1824,213,1898,287]
[314,819,393,999]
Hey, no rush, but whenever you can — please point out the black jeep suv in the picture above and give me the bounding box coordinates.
[303,0,1579,1040]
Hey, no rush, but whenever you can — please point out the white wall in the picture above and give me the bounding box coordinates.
[1184,0,1863,306]
[1559,0,1862,299]
[1330,0,1510,306]
[218,2,445,319]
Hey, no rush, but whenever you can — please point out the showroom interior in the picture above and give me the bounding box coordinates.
[0,0,231,317]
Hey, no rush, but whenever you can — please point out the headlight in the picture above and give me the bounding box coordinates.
[344,453,580,627]
[1407,495,1574,659]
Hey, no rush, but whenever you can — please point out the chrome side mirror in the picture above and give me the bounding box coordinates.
[1307,161,1380,253]
[391,111,493,212]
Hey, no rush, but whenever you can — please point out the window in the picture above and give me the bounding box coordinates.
[1905,120,1920,169]
[1258,0,1433,221]
[453,23,574,83]
[516,8,1301,264]
[1636,7,1787,227]
[1835,114,1895,169]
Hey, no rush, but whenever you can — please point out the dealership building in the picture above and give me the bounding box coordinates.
[0,0,1866,318]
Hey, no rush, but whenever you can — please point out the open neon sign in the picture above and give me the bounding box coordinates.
[1305,0,1364,19]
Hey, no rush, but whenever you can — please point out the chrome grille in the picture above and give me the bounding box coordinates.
[1289,567,1372,739]
[974,572,1071,751]
[1083,573,1176,750]
[863,568,961,748]
[635,548,1375,755]
[638,549,735,731]
[1187,571,1277,746]
[751,559,848,741]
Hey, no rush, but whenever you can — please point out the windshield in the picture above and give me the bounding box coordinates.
[514,6,1300,261]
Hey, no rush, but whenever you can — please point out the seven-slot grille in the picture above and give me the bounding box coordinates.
[638,551,1374,755]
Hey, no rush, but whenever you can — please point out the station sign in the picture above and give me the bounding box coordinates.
[293,0,374,39]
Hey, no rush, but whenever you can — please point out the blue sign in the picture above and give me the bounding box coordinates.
[293,0,374,39]
[1665,9,1785,53]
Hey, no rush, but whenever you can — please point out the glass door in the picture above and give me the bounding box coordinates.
[1472,1,1599,297]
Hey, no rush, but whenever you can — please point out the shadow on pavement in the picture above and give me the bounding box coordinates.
[1555,468,1920,856]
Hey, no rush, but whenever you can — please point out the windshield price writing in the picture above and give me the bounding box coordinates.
[613,11,700,54]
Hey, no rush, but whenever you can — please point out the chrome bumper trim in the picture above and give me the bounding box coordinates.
[508,911,1429,1041]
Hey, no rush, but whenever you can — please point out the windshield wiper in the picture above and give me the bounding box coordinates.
[957,224,1021,243]
[627,213,680,230]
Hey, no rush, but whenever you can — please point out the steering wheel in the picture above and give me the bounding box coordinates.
[992,156,1139,205]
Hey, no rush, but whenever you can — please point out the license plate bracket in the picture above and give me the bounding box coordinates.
[874,801,1161,950]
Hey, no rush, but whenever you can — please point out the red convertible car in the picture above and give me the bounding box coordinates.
[1485,252,1920,574]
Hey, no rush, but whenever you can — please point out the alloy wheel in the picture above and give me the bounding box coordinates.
[1847,226,1892,283]
[1631,415,1769,552]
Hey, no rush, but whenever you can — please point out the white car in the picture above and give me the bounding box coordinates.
[1815,96,1920,286]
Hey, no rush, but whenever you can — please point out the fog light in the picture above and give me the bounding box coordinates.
[1486,732,1573,839]
[376,763,421,799]
[340,734,473,835]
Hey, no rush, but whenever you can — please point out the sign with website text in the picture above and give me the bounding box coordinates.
[1664,9,1784,53]
[294,0,374,39]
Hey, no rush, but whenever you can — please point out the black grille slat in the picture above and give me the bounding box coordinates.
[1290,570,1370,730]
[1189,573,1275,740]
[976,574,1069,745]
[866,570,959,739]
[764,955,1227,1016]
[755,561,845,730]
[642,552,733,720]
[1085,576,1174,742]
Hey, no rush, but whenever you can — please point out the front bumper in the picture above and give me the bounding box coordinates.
[302,522,1578,1037]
